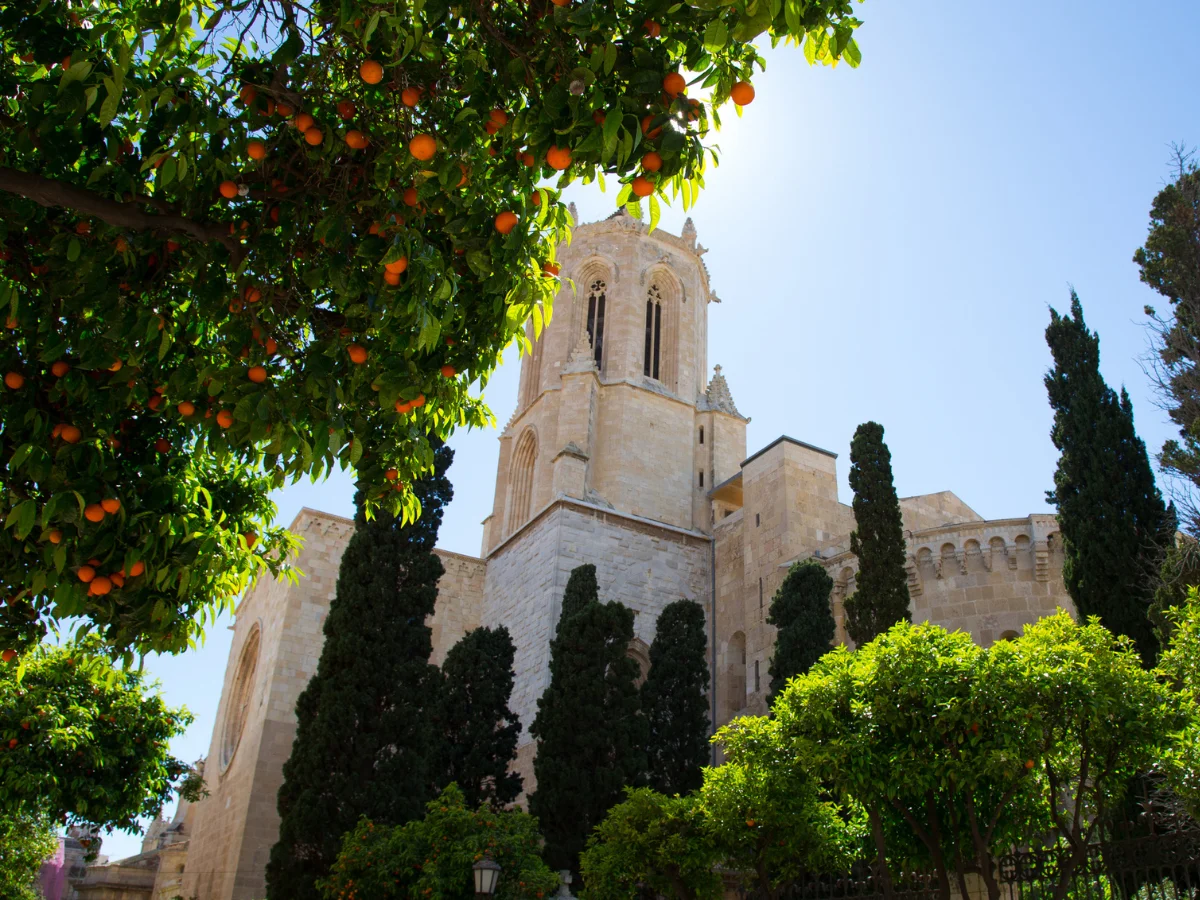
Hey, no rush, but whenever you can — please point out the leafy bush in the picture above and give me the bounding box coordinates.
[0,811,58,900]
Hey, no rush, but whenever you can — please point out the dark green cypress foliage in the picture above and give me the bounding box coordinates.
[767,559,835,701]
[529,564,647,877]
[265,446,454,900]
[1045,293,1172,664]
[843,422,912,646]
[435,625,523,808]
[641,599,710,796]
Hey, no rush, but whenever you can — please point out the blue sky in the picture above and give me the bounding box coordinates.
[98,0,1200,859]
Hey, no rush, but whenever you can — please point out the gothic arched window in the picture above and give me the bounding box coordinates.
[507,428,538,533]
[586,280,606,366]
[220,624,260,772]
[643,280,679,390]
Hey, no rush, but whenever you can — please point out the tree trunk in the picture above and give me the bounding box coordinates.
[868,805,897,900]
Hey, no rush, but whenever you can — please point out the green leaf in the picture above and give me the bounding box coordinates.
[648,194,661,233]
[9,443,34,472]
[604,42,618,75]
[99,77,122,126]
[843,38,862,68]
[67,238,81,262]
[703,20,728,52]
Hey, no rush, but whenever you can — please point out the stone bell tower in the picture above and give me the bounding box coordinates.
[477,209,748,790]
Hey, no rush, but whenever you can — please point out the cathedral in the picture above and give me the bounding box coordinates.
[79,213,1075,900]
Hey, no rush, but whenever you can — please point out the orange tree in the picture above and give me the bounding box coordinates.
[0,0,864,660]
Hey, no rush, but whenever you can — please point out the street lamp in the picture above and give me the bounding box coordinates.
[473,856,501,899]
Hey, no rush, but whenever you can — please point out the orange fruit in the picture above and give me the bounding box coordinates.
[101,498,121,514]
[641,115,662,139]
[75,220,91,235]
[84,503,106,523]
[440,365,457,378]
[663,73,686,97]
[265,337,278,355]
[244,286,262,303]
[154,437,171,452]
[177,400,195,416]
[90,576,113,596]
[631,175,655,197]
[348,344,368,364]
[401,86,421,107]
[244,532,258,549]
[304,126,323,146]
[409,134,436,161]
[592,110,606,125]
[403,187,419,207]
[127,560,145,578]
[115,236,129,252]
[108,359,122,372]
[644,19,661,36]
[147,394,163,411]
[360,60,384,84]
[412,393,426,408]
[293,112,314,132]
[77,565,96,583]
[247,140,267,160]
[60,425,82,443]
[276,101,294,116]
[531,191,541,207]
[337,99,356,119]
[485,121,500,136]
[395,399,412,413]
[384,257,409,275]
[551,0,569,6]
[48,529,62,544]
[544,263,561,276]
[495,211,519,234]
[385,468,399,481]
[248,365,268,383]
[4,317,16,329]
[642,151,663,172]
[345,130,368,149]
[546,145,572,170]
[489,108,509,126]
[264,98,276,115]
[730,81,755,106]
[240,84,257,105]
[384,271,401,286]
[219,180,239,199]
[216,410,234,429]
[0,650,14,664]
[1025,759,1035,770]
[110,572,125,588]
[4,371,23,390]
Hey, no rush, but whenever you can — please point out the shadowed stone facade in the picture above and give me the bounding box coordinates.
[170,214,1076,900]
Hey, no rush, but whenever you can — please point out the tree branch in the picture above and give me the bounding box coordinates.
[0,167,240,261]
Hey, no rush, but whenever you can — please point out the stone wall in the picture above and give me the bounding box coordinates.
[429,549,486,665]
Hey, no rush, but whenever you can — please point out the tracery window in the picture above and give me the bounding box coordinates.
[643,281,678,390]
[220,625,260,772]
[507,429,538,533]
[644,283,663,380]
[586,280,606,366]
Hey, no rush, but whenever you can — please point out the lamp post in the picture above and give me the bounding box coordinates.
[473,856,501,900]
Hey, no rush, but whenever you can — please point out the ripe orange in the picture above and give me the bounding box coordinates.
[219,180,239,199]
[244,286,262,304]
[110,572,125,588]
[216,410,234,429]
[247,139,267,160]
[127,560,145,578]
[77,565,96,583]
[240,84,257,105]
[264,98,276,115]
[90,576,113,596]
[115,236,129,252]
[592,110,606,125]
[348,344,368,364]
[730,81,755,106]
[489,108,509,126]
[75,220,91,235]
[401,87,421,107]
[441,365,457,378]
[101,498,121,514]
[544,263,561,276]
[385,468,399,481]
[265,337,278,355]
[644,19,661,37]
[631,175,655,197]
[304,126,323,146]
[1025,759,1035,770]
[642,151,663,172]
[108,359,123,372]
[337,100,356,119]
[244,532,258,549]
[85,503,106,523]
[48,530,62,544]
[154,437,171,452]
[403,187,419,207]
[293,112,314,132]
[360,60,384,84]
[412,393,426,407]
[4,371,23,390]
[663,73,686,97]
[147,394,163,411]
[520,151,535,167]
[457,164,469,187]
[531,191,541,207]
[0,650,14,664]
[276,101,294,116]
[384,271,401,286]
[248,365,268,383]
[641,115,662,139]
[485,121,500,136]
[495,211,519,234]
[384,257,409,275]
[409,134,436,161]
[178,400,195,416]
[546,145,572,170]
[60,425,82,443]
[395,399,412,413]
[345,130,368,149]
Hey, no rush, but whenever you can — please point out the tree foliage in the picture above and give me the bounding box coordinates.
[1136,151,1200,535]
[1045,292,1172,664]
[774,615,1182,900]
[642,598,710,797]
[0,0,866,661]
[1158,587,1200,818]
[0,636,199,833]
[843,421,910,646]
[529,564,646,876]
[319,784,559,900]
[0,811,59,900]
[435,624,523,809]
[766,559,833,702]
[266,445,453,900]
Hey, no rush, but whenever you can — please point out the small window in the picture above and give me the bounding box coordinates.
[755,513,761,527]
[699,426,704,445]
[699,471,704,487]
[754,660,760,693]
[759,578,763,610]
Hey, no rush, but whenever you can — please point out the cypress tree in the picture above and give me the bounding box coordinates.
[767,559,835,702]
[843,421,912,646]
[641,599,711,796]
[435,625,523,808]
[1045,293,1172,664]
[529,564,647,877]
[265,446,454,900]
